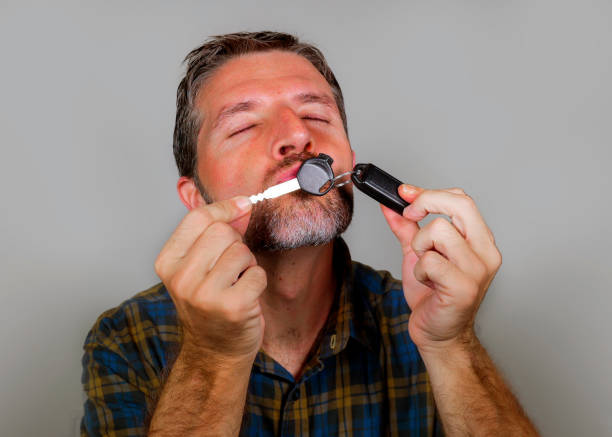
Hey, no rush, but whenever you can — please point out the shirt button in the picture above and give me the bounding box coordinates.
[292,389,300,400]
[330,334,337,349]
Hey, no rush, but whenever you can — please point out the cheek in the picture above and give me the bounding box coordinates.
[330,153,354,176]
[200,159,256,199]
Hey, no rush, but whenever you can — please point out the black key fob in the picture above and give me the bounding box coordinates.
[297,154,335,196]
[351,163,409,215]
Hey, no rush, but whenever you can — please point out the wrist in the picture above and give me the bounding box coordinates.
[178,341,256,379]
[149,343,254,436]
[417,328,479,364]
[181,328,260,363]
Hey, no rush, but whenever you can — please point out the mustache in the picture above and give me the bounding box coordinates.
[265,151,319,182]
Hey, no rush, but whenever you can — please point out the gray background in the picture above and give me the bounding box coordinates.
[1,1,610,436]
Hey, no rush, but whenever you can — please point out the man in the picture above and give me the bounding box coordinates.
[81,32,538,436]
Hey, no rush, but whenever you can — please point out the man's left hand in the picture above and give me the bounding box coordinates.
[381,184,502,353]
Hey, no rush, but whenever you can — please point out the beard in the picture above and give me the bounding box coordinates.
[243,153,354,253]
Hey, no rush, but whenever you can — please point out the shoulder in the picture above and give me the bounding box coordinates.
[85,282,177,345]
[83,282,180,373]
[351,260,409,319]
[350,261,421,362]
[351,260,403,295]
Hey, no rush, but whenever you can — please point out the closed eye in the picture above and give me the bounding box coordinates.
[302,116,329,123]
[229,124,256,137]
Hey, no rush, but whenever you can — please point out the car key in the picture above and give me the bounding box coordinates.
[351,163,410,215]
[248,178,302,204]
[294,155,411,215]
[248,154,337,204]
[249,155,411,216]
[296,153,336,195]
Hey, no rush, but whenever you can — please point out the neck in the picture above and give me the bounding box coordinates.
[255,241,337,360]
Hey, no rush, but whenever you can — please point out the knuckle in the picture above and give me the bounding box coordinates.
[153,253,166,279]
[220,199,239,217]
[193,279,216,306]
[431,217,449,232]
[230,241,252,258]
[491,248,503,269]
[219,299,242,323]
[222,242,254,268]
[420,250,439,268]
[416,190,430,202]
[207,220,228,234]
[208,221,239,241]
[473,259,488,283]
[190,207,213,226]
[191,292,210,312]
[168,269,189,296]
[460,194,475,207]
[248,266,268,288]
[413,257,427,277]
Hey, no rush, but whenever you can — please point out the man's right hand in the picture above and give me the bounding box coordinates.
[154,196,267,363]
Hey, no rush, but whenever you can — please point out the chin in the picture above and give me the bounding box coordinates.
[243,187,353,252]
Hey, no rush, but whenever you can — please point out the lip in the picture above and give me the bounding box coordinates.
[275,162,303,184]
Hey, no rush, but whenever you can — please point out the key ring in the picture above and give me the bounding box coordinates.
[330,171,354,188]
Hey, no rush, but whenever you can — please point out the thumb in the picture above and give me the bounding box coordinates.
[380,204,420,255]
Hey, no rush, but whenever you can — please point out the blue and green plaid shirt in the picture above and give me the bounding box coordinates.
[81,238,443,436]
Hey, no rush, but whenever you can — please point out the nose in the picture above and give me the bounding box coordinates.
[270,108,314,160]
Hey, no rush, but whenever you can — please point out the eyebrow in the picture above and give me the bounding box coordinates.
[212,92,336,130]
[213,100,261,130]
[294,92,335,108]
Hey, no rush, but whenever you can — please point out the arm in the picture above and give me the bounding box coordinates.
[148,196,266,436]
[382,184,539,436]
[147,346,252,436]
[421,333,536,436]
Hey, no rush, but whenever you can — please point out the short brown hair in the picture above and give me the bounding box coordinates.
[173,31,348,199]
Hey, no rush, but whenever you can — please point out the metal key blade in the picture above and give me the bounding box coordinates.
[249,178,301,204]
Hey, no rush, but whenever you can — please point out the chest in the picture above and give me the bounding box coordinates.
[242,344,435,437]
[263,342,316,380]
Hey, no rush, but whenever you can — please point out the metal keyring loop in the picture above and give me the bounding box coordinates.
[331,171,354,188]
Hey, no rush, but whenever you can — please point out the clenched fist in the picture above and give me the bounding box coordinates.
[154,196,267,362]
[382,185,502,353]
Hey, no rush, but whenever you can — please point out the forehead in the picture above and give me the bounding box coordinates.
[196,50,335,114]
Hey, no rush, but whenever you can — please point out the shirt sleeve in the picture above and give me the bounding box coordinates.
[81,319,153,436]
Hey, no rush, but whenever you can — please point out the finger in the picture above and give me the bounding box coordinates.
[399,248,435,311]
[155,196,252,280]
[230,265,268,303]
[177,221,244,285]
[444,187,467,196]
[380,203,433,311]
[380,204,420,255]
[206,241,257,290]
[413,250,478,303]
[168,196,252,255]
[399,186,496,264]
[411,217,488,282]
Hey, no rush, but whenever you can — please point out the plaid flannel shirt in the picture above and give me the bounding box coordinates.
[81,238,443,436]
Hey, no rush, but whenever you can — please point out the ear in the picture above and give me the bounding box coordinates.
[177,176,207,210]
[351,149,356,169]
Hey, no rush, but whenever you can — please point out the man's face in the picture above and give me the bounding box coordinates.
[194,50,354,251]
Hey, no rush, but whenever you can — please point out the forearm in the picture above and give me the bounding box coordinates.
[420,333,539,437]
[148,346,253,437]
